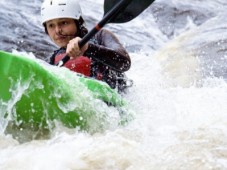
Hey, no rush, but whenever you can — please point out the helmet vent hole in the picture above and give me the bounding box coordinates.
[59,3,66,5]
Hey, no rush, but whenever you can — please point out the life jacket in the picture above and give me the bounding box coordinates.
[51,49,133,92]
[54,53,91,77]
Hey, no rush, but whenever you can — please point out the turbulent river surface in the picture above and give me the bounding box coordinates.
[1,0,227,169]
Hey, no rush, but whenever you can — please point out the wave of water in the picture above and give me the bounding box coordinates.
[1,0,227,169]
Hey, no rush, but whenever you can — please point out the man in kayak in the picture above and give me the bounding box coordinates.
[41,0,132,92]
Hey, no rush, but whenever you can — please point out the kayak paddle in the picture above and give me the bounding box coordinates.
[56,0,155,67]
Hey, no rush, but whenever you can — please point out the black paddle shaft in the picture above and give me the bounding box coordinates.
[56,0,155,67]
[79,0,132,48]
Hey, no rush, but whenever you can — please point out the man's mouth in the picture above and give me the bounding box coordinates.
[56,36,66,40]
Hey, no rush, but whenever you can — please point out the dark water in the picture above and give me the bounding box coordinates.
[0,0,53,59]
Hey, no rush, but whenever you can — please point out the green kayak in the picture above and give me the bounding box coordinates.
[0,50,133,132]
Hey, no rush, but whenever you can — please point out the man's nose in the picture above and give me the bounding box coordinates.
[55,25,62,34]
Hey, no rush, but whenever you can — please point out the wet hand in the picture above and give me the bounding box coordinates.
[66,37,88,59]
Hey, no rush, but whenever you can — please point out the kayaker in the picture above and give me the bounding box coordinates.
[40,0,132,92]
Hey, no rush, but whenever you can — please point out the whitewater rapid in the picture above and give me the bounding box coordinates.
[1,0,227,169]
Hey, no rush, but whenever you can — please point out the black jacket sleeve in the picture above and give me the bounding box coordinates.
[84,29,131,72]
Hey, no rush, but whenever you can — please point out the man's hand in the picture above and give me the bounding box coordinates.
[66,37,88,59]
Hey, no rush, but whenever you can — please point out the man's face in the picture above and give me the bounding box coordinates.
[46,18,77,47]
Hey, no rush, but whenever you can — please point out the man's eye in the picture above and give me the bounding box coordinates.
[47,24,54,28]
[62,21,68,25]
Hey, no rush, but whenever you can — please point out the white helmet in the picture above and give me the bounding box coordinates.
[41,0,82,24]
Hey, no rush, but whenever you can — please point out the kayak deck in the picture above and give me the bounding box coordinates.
[0,50,133,131]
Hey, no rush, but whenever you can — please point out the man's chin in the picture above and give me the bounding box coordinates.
[56,42,67,48]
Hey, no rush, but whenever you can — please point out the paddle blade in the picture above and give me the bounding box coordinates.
[104,0,155,23]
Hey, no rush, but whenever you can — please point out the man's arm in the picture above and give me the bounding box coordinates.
[85,29,131,72]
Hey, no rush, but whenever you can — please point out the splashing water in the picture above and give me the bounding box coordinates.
[1,0,227,169]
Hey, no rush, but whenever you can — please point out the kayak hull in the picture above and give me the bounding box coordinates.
[0,50,131,131]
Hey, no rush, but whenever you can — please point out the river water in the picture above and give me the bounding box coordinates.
[1,0,227,169]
